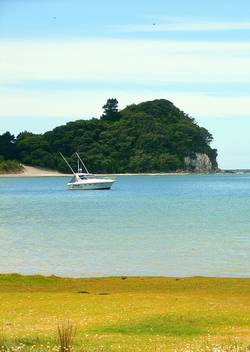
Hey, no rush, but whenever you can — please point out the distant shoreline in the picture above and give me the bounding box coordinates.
[0,164,191,177]
[0,171,190,178]
[0,164,247,178]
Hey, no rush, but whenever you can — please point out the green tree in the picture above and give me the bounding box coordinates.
[101,98,119,121]
[0,132,16,159]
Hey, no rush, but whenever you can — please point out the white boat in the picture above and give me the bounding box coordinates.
[68,173,115,190]
[60,152,116,190]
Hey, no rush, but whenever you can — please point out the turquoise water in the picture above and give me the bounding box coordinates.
[0,175,250,277]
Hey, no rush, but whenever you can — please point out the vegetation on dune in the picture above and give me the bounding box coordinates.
[0,99,217,173]
[0,275,250,351]
[0,159,22,173]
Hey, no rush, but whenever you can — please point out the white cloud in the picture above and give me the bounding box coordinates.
[0,38,250,119]
[1,89,250,119]
[1,38,250,85]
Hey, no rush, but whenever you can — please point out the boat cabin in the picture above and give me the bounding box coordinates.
[69,173,96,183]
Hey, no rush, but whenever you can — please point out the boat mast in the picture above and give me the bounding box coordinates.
[77,155,80,173]
[75,152,89,174]
[59,152,76,175]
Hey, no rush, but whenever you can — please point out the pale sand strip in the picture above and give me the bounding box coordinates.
[0,164,189,177]
[0,165,69,177]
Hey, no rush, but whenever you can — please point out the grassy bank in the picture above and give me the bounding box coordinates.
[0,274,250,351]
[0,160,23,174]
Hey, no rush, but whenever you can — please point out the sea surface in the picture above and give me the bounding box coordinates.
[0,174,250,278]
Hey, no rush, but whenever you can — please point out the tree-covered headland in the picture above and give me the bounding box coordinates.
[0,99,217,173]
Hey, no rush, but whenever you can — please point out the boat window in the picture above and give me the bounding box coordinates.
[70,176,77,183]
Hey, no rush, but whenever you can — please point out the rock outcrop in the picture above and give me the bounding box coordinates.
[184,153,215,173]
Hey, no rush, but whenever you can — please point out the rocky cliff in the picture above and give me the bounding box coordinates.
[184,153,217,173]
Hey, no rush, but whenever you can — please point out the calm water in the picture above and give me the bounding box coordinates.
[0,175,250,277]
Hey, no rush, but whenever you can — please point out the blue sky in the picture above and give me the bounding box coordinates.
[1,0,250,168]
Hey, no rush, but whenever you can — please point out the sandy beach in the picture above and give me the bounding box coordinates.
[0,164,70,177]
[0,164,190,177]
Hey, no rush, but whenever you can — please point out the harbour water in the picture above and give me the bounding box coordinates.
[0,174,250,277]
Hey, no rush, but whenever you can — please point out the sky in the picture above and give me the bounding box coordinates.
[0,0,250,169]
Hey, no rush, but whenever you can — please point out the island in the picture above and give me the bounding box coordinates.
[0,99,217,174]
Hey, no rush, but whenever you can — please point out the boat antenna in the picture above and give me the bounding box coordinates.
[59,152,76,175]
[77,153,80,173]
[75,152,89,174]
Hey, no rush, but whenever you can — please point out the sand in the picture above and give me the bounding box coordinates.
[0,164,69,177]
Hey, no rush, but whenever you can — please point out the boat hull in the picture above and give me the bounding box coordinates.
[68,181,114,190]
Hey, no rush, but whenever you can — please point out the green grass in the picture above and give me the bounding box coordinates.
[96,312,250,338]
[0,160,22,174]
[1,274,250,351]
[96,315,206,336]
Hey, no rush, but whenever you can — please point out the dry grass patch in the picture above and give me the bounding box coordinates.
[57,322,75,352]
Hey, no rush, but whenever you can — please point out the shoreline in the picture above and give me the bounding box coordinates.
[0,164,191,177]
[1,165,245,178]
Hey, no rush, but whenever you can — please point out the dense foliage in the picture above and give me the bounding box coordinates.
[0,99,217,173]
[0,132,22,173]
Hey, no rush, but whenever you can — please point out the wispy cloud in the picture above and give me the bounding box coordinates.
[1,38,250,84]
[115,19,250,32]
[0,38,250,119]
[1,89,250,119]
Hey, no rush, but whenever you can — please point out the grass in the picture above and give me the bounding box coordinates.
[1,274,250,351]
[57,322,75,352]
[0,160,22,174]
[96,314,206,336]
